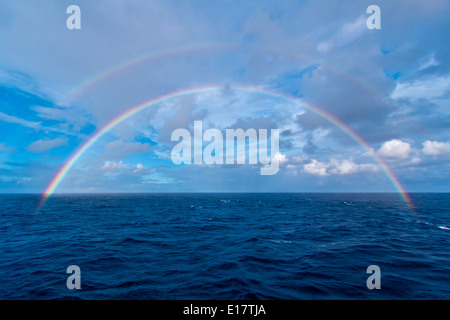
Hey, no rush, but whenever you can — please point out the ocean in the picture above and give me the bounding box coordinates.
[0,193,449,299]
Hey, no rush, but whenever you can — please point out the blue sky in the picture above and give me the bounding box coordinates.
[1,0,450,193]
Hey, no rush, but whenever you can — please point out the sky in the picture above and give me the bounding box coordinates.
[0,0,450,193]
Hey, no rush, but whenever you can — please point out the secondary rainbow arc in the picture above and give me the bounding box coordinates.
[62,43,391,107]
[60,42,428,136]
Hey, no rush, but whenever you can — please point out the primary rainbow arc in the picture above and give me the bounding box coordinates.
[40,85,415,212]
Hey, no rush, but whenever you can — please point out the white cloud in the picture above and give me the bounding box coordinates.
[0,111,42,130]
[317,16,366,52]
[33,105,89,131]
[422,140,450,156]
[272,152,288,165]
[0,111,75,136]
[0,175,32,184]
[26,138,68,153]
[261,152,288,174]
[303,159,329,176]
[303,158,379,177]
[418,53,439,71]
[378,139,411,160]
[329,159,378,175]
[101,160,128,173]
[101,161,156,177]
[133,163,151,175]
[407,157,422,165]
[391,74,450,101]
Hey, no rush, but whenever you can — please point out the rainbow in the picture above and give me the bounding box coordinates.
[61,43,234,104]
[39,85,415,212]
[62,43,386,106]
[59,42,427,136]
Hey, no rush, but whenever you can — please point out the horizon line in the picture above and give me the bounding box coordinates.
[2,191,449,195]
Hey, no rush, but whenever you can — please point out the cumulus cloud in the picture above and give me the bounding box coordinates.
[26,138,68,153]
[329,159,378,175]
[303,159,329,176]
[303,158,378,177]
[101,160,128,173]
[132,163,155,175]
[407,157,422,165]
[101,161,156,177]
[378,139,411,160]
[260,152,288,174]
[272,152,288,165]
[422,140,450,156]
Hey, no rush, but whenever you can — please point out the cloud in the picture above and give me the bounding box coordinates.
[329,159,378,175]
[0,143,15,153]
[32,105,90,131]
[407,157,422,165]
[391,74,450,101]
[101,160,156,178]
[132,163,156,175]
[303,159,329,176]
[378,139,411,160]
[303,158,378,177]
[272,152,288,165]
[316,16,366,52]
[0,110,74,135]
[422,140,450,156]
[0,111,42,130]
[417,53,439,71]
[26,138,68,153]
[101,160,128,173]
[0,175,32,184]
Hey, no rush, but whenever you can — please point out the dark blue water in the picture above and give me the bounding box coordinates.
[0,193,449,299]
